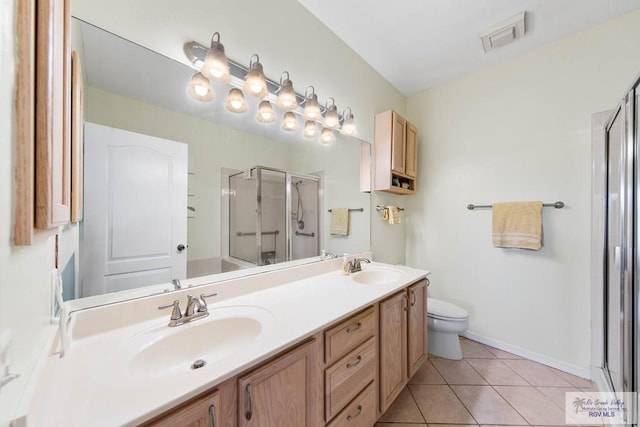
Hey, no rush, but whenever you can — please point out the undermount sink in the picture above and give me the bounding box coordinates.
[103,305,274,381]
[351,267,406,285]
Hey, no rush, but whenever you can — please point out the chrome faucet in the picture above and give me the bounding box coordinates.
[158,293,218,327]
[348,257,371,273]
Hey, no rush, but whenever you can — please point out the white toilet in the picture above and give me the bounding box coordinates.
[427,298,469,360]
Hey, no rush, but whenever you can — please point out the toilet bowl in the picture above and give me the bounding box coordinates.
[427,298,469,360]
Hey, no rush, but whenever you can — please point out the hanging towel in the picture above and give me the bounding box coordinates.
[387,206,401,225]
[492,201,543,250]
[330,208,349,236]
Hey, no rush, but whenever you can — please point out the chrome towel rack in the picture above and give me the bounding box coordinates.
[375,205,405,212]
[236,230,280,236]
[295,231,315,237]
[466,201,565,210]
[327,208,364,213]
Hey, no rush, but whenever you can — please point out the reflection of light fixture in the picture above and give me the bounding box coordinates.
[303,86,321,121]
[225,88,247,113]
[323,97,341,130]
[187,72,215,102]
[281,112,299,131]
[303,120,318,138]
[340,107,357,136]
[321,128,336,144]
[243,54,268,98]
[201,32,230,83]
[276,71,298,111]
[257,100,276,123]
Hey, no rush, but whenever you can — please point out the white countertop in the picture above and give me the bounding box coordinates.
[29,260,429,426]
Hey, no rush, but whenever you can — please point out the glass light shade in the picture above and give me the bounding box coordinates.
[187,72,215,102]
[321,127,336,144]
[303,94,321,121]
[323,106,341,130]
[303,120,318,138]
[257,100,276,123]
[340,113,357,136]
[225,88,248,113]
[276,80,298,111]
[201,41,230,83]
[281,112,299,131]
[243,57,268,98]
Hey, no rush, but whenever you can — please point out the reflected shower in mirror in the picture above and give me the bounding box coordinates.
[69,18,371,305]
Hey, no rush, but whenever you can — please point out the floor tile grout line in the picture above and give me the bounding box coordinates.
[464,356,532,387]
[404,384,428,424]
[487,383,533,426]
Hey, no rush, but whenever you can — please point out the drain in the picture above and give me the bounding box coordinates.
[191,359,207,370]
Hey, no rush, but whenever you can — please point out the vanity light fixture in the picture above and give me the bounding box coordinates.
[187,72,215,102]
[302,86,321,121]
[281,112,299,131]
[303,120,319,138]
[225,87,248,113]
[340,107,357,136]
[201,32,230,83]
[243,54,268,98]
[323,98,341,130]
[320,127,336,144]
[276,71,298,111]
[257,100,276,123]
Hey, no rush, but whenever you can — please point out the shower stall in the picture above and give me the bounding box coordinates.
[228,166,320,266]
[593,72,639,423]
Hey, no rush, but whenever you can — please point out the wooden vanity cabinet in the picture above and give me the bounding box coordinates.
[143,390,220,427]
[374,110,418,195]
[379,280,427,413]
[238,339,318,427]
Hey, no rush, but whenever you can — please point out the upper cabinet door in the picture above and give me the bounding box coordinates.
[390,112,407,175]
[405,123,418,179]
[34,0,71,229]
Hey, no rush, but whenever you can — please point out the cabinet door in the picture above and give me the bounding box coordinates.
[238,340,317,427]
[390,112,407,175]
[146,391,220,427]
[405,123,418,179]
[407,280,427,378]
[379,291,407,412]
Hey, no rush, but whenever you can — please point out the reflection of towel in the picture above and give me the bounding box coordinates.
[492,201,543,250]
[330,208,349,236]
[387,206,401,225]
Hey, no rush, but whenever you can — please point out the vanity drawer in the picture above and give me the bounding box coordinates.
[326,382,376,427]
[324,307,375,364]
[325,337,376,421]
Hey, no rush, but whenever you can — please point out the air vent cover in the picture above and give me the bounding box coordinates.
[480,11,526,53]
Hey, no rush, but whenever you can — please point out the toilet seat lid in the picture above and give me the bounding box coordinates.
[428,298,468,320]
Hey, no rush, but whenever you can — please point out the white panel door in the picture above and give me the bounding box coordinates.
[81,122,187,297]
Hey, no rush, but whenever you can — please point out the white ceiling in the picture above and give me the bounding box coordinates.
[297,0,640,96]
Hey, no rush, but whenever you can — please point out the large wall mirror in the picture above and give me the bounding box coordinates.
[63,18,371,308]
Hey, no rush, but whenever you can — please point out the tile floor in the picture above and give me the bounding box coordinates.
[376,337,598,426]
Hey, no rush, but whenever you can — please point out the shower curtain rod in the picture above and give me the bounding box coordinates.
[466,201,565,210]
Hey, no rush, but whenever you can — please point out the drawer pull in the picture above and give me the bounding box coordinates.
[245,384,253,420]
[346,355,362,369]
[346,321,362,334]
[346,405,362,421]
[209,404,216,427]
[410,289,416,306]
[402,294,409,312]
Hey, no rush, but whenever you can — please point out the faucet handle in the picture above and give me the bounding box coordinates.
[199,293,218,311]
[158,300,182,326]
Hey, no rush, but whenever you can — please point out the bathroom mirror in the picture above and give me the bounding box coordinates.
[64,18,370,308]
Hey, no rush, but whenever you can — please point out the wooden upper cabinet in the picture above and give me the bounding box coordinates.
[374,110,418,195]
[238,340,317,427]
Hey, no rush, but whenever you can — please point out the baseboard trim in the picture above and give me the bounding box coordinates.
[461,330,591,380]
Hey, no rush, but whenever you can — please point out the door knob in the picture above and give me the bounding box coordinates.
[177,244,187,252]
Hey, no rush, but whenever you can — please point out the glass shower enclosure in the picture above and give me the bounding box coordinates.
[228,166,320,266]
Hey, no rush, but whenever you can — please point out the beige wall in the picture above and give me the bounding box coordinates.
[405,10,640,374]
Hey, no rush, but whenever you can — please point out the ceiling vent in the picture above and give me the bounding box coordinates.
[480,11,526,53]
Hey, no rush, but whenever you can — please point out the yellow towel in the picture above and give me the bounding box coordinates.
[387,206,401,225]
[330,208,349,236]
[492,201,543,250]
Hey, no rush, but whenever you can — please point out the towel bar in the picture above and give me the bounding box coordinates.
[466,201,565,210]
[375,205,405,212]
[327,208,364,213]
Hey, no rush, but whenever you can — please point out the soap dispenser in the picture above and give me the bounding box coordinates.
[341,254,350,275]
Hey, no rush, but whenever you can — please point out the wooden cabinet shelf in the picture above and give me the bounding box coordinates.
[374,110,418,195]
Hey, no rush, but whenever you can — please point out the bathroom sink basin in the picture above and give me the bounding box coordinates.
[104,305,274,381]
[351,267,406,285]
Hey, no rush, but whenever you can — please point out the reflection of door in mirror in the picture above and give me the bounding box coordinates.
[80,123,187,297]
